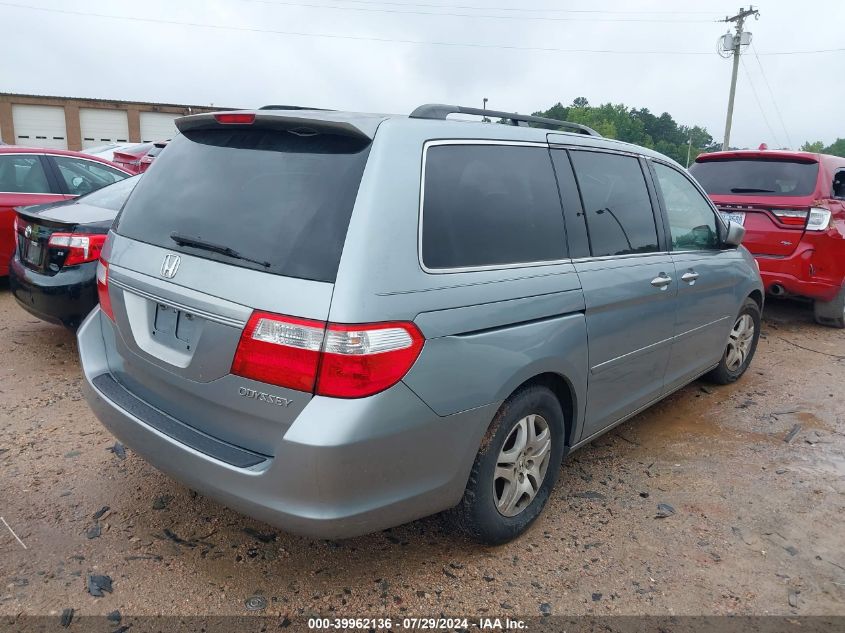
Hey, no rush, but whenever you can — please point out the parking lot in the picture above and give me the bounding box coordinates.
[1,281,843,618]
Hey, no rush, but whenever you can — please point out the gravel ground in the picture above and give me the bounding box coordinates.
[1,282,843,621]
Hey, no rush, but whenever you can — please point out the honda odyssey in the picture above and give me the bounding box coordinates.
[77,104,763,544]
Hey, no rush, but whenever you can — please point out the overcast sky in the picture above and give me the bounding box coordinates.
[1,0,842,148]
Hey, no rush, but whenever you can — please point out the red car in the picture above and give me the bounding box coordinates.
[111,142,154,175]
[138,140,169,173]
[690,149,845,327]
[0,146,131,277]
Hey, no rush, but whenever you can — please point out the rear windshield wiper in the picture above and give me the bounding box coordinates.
[170,232,271,268]
[730,187,776,193]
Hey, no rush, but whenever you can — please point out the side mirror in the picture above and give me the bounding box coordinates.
[71,176,84,189]
[723,220,745,248]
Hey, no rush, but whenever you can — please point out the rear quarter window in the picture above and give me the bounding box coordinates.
[114,128,371,283]
[421,144,567,270]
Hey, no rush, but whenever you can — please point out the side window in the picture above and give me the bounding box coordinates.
[421,144,567,269]
[52,156,128,197]
[833,169,845,199]
[0,155,51,193]
[653,162,719,251]
[569,151,659,257]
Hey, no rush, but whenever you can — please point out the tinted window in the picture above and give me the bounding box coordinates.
[78,174,140,211]
[689,158,819,196]
[832,169,845,198]
[0,155,51,193]
[53,156,128,196]
[115,128,371,283]
[654,163,719,251]
[422,145,566,269]
[570,151,658,257]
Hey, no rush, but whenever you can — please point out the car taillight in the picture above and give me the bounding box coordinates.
[317,322,425,398]
[96,259,115,321]
[48,232,107,266]
[770,209,808,227]
[232,313,325,392]
[231,312,425,398]
[805,207,832,231]
[214,113,256,124]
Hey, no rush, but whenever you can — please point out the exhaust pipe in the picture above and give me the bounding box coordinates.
[769,284,786,297]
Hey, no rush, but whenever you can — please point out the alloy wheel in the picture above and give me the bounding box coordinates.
[725,313,755,372]
[493,414,552,517]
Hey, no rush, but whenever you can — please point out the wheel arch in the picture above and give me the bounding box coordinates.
[507,372,577,448]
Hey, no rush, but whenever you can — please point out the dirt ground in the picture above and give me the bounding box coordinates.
[1,280,844,621]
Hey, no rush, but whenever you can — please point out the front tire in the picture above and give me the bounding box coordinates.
[704,298,761,385]
[813,286,845,329]
[449,385,565,545]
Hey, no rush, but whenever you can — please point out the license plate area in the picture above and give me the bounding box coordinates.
[719,211,746,226]
[23,239,43,266]
[153,304,197,351]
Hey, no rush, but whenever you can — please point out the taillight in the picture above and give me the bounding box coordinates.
[12,213,23,242]
[805,207,832,231]
[232,313,325,392]
[231,312,425,398]
[771,209,808,227]
[317,322,425,398]
[48,232,107,266]
[96,259,115,321]
[214,112,255,124]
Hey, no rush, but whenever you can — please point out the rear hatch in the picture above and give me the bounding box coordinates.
[102,111,377,456]
[689,154,820,257]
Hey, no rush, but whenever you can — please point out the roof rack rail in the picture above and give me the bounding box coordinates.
[259,105,333,111]
[409,103,601,137]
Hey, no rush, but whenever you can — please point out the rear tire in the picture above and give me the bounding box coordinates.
[704,298,761,385]
[813,286,845,329]
[449,385,565,545]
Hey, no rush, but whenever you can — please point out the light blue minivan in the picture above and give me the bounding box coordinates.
[77,104,763,543]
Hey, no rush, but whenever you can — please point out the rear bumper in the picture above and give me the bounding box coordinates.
[8,256,98,327]
[77,308,495,538]
[756,242,843,302]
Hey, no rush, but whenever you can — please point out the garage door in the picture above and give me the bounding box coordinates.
[140,112,179,142]
[12,104,68,149]
[80,108,130,149]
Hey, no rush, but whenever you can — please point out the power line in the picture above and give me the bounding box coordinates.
[272,0,730,14]
[740,56,781,147]
[750,42,793,147]
[237,0,718,22]
[0,2,843,56]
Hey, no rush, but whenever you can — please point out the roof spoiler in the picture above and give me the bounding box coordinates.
[410,103,601,137]
[175,110,374,140]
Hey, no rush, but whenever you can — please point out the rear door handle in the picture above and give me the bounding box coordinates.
[681,271,700,284]
[650,273,673,289]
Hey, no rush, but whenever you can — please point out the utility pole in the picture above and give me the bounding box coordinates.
[720,6,759,150]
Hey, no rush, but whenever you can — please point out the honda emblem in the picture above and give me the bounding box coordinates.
[160,254,181,279]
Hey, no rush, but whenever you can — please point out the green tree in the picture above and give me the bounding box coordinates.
[801,140,825,153]
[533,98,714,166]
[824,138,845,157]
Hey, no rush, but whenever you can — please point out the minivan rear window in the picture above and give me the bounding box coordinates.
[689,158,819,197]
[114,128,371,283]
